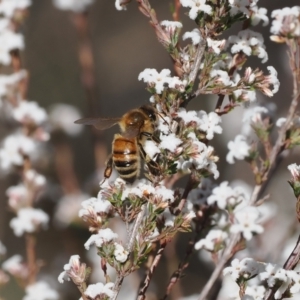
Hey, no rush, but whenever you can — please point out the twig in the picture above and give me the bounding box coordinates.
[137,240,167,300]
[172,0,181,22]
[26,234,37,285]
[188,38,206,85]
[111,205,147,300]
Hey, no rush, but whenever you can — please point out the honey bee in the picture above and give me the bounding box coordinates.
[75,105,160,183]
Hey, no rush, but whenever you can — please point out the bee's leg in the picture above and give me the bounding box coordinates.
[100,154,113,185]
[139,143,160,176]
[140,132,160,143]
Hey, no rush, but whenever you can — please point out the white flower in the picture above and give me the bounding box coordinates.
[0,70,26,99]
[228,0,250,16]
[6,184,29,210]
[194,229,228,251]
[23,281,59,300]
[207,38,226,54]
[177,108,200,125]
[13,101,47,125]
[180,0,212,20]
[161,20,183,29]
[113,243,128,263]
[84,228,118,250]
[223,258,260,281]
[242,106,268,136]
[79,195,112,218]
[226,134,251,164]
[0,30,24,65]
[229,30,268,63]
[207,181,247,209]
[288,163,300,180]
[276,117,286,128]
[115,0,126,11]
[0,0,31,18]
[10,208,49,236]
[182,28,202,45]
[265,66,280,94]
[143,140,160,159]
[49,103,82,136]
[251,7,269,26]
[2,255,28,278]
[159,133,182,152]
[58,254,80,283]
[271,6,300,37]
[244,285,266,300]
[155,185,175,202]
[210,69,232,86]
[53,0,95,12]
[198,111,222,140]
[55,193,90,227]
[0,133,35,170]
[230,206,264,240]
[138,68,170,94]
[84,282,114,299]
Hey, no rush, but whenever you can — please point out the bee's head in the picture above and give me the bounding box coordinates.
[140,105,157,122]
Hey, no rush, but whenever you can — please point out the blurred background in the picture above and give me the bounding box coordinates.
[0,0,300,299]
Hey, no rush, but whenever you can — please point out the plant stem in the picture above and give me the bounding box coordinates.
[137,240,167,300]
[112,205,146,300]
[26,234,37,285]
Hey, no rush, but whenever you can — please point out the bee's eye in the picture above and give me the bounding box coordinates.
[149,113,156,121]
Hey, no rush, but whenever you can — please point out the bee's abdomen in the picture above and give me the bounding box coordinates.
[112,135,139,183]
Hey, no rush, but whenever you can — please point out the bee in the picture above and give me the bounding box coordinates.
[75,105,160,183]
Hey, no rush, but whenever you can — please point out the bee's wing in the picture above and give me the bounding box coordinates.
[74,117,121,131]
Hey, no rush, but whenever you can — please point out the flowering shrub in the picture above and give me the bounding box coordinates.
[0,1,300,300]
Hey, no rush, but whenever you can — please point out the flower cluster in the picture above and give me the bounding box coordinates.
[224,258,300,300]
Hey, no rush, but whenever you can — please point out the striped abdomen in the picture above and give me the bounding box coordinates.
[112,134,140,183]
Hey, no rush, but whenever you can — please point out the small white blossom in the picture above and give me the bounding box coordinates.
[13,101,47,125]
[242,106,268,136]
[226,135,251,164]
[230,206,264,240]
[180,0,212,20]
[84,228,118,250]
[58,254,81,283]
[223,258,261,281]
[6,184,29,210]
[0,133,35,170]
[143,140,160,159]
[195,229,228,251]
[207,38,226,54]
[2,255,28,278]
[115,0,126,11]
[84,282,114,299]
[161,20,183,29]
[49,103,82,136]
[207,181,247,209]
[182,28,202,45]
[10,207,49,236]
[177,108,200,125]
[0,0,31,18]
[113,243,128,263]
[159,133,182,152]
[23,281,59,300]
[244,285,266,300]
[288,163,300,180]
[251,7,269,26]
[53,0,94,12]
[271,6,300,37]
[228,0,250,16]
[229,30,268,63]
[265,66,280,94]
[55,193,90,227]
[210,69,232,86]
[79,195,112,219]
[276,117,286,128]
[198,111,222,140]
[0,30,24,65]
[155,185,175,202]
